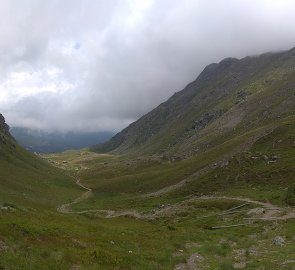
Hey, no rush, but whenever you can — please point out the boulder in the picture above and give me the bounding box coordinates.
[0,114,9,133]
[272,236,285,246]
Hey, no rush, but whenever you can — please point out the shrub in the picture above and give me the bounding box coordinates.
[284,183,295,206]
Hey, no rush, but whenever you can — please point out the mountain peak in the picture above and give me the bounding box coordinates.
[196,57,239,83]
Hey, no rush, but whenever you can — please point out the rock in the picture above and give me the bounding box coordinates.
[272,236,285,246]
[0,114,10,134]
[233,249,246,261]
[187,253,204,269]
[280,260,295,267]
[0,240,8,251]
[192,111,223,131]
[174,263,188,270]
[248,246,259,257]
[174,253,204,270]
[220,160,229,167]
[0,205,16,212]
[237,90,249,100]
[247,208,265,216]
[71,238,87,248]
[233,262,246,269]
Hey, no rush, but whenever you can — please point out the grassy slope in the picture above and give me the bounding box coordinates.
[1,121,295,269]
[38,53,295,267]
[37,117,295,269]
[0,130,82,209]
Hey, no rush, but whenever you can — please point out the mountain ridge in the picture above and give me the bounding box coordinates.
[93,48,295,157]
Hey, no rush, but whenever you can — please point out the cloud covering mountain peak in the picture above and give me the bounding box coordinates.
[1,0,295,132]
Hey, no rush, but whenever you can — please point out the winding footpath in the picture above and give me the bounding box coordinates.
[57,177,295,221]
[57,178,92,213]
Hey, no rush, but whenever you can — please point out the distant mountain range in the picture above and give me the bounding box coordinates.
[10,127,113,153]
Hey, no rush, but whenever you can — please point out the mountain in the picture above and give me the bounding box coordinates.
[10,127,113,153]
[93,48,295,158]
[2,47,295,269]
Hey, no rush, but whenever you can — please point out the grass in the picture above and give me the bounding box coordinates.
[1,50,295,268]
[2,201,295,269]
[8,117,290,268]
[0,132,82,210]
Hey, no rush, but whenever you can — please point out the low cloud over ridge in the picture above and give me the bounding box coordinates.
[1,0,295,132]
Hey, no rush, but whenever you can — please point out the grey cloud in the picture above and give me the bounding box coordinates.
[1,0,295,132]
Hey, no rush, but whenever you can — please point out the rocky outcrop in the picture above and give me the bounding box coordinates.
[0,114,12,144]
[192,111,223,131]
[0,114,9,134]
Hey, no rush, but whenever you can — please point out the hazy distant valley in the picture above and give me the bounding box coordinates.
[10,127,113,153]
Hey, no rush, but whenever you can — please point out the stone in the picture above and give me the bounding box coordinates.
[247,208,265,216]
[272,236,285,246]
[0,240,8,251]
[0,114,9,134]
[192,111,223,131]
[233,262,246,269]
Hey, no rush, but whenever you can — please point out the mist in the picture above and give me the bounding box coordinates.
[1,0,295,132]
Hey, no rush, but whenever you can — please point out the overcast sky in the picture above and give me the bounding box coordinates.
[1,0,295,132]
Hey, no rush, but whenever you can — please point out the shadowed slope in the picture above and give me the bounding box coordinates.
[0,114,81,209]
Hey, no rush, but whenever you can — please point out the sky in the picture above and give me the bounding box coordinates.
[1,0,295,132]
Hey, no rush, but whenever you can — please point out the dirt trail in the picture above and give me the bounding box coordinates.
[196,196,295,221]
[57,178,295,221]
[143,127,278,198]
[142,166,210,198]
[57,177,145,218]
[57,178,92,213]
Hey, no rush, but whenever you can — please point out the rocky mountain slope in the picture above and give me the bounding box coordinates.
[94,48,295,158]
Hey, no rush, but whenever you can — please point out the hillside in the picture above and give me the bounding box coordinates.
[1,44,295,268]
[0,114,81,209]
[94,48,295,158]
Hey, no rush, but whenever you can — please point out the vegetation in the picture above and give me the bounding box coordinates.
[1,48,295,269]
